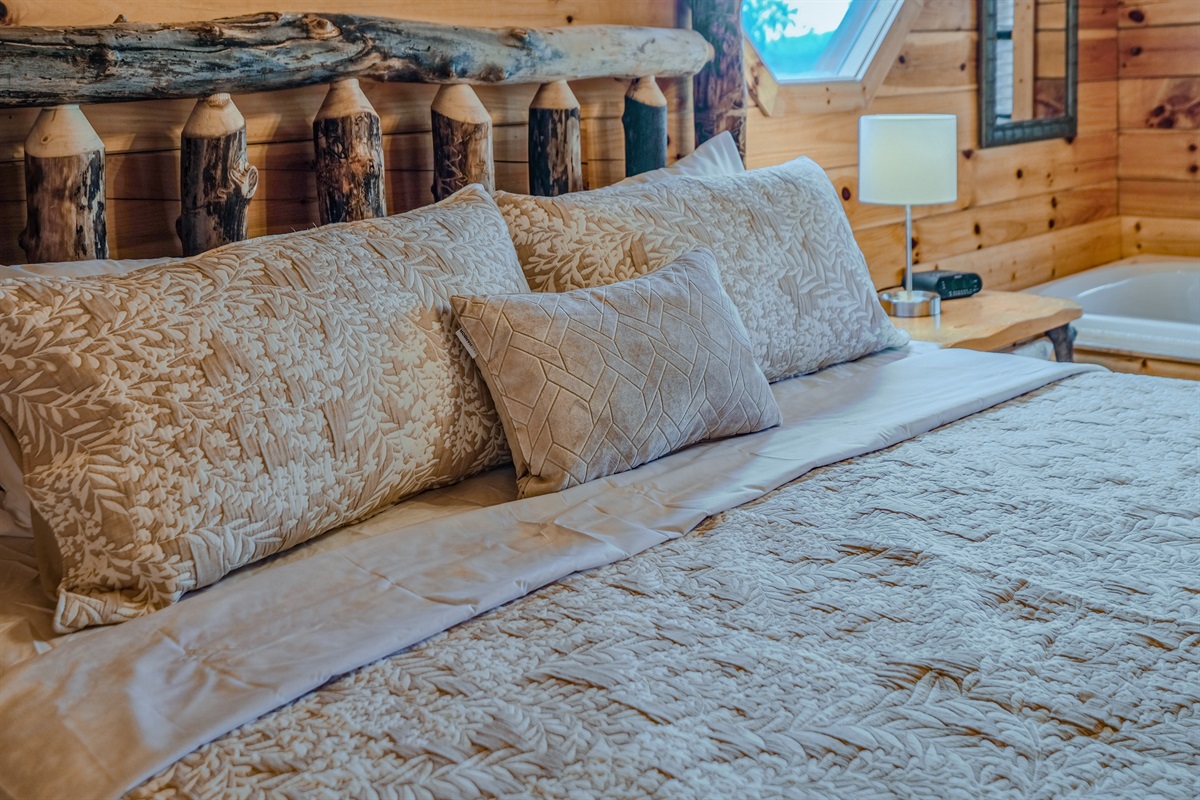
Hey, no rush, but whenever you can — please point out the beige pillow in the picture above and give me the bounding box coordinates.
[0,422,29,532]
[0,257,173,538]
[452,249,781,498]
[610,130,744,187]
[495,157,909,382]
[0,186,529,632]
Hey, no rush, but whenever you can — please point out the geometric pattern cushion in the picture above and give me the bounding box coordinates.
[452,249,781,498]
[494,157,909,382]
[0,186,529,633]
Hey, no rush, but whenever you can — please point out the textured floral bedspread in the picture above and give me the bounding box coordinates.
[131,372,1200,799]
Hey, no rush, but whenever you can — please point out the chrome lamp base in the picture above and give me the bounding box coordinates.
[879,288,941,318]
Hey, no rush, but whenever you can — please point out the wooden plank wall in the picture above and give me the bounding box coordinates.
[0,0,1154,290]
[1116,0,1200,256]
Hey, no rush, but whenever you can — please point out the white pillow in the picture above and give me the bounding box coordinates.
[611,130,744,187]
[0,256,171,281]
[0,257,173,536]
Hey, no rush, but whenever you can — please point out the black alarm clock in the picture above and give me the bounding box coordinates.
[911,270,982,300]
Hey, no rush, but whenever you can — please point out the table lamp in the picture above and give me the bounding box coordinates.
[858,114,958,317]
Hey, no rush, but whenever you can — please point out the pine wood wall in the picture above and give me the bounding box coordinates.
[749,0,1124,290]
[1115,0,1200,256]
[0,0,1188,285]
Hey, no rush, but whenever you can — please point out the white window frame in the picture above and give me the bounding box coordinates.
[744,0,925,116]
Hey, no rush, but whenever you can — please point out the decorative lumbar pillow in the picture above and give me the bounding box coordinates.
[495,156,909,382]
[452,249,782,498]
[0,185,530,632]
[610,130,744,187]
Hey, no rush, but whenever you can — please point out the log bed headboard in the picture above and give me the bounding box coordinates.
[0,11,729,264]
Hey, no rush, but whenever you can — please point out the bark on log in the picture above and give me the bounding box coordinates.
[691,0,747,159]
[0,14,713,108]
[430,85,495,202]
[313,79,386,225]
[18,105,107,263]
[622,76,669,178]
[528,81,583,197]
[177,94,258,256]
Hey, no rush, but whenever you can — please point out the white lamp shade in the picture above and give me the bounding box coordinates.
[858,114,958,206]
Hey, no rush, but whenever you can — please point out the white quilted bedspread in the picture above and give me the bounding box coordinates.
[128,371,1200,799]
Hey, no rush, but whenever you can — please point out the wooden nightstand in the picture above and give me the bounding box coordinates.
[888,290,1083,361]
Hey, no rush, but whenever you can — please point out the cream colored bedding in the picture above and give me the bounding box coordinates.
[134,372,1200,800]
[3,348,1196,799]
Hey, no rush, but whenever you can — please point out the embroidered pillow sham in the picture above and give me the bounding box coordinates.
[0,258,173,538]
[452,249,781,498]
[0,186,529,632]
[494,156,909,382]
[610,130,744,187]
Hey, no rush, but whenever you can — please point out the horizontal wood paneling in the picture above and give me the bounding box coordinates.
[1119,77,1200,128]
[1118,0,1200,28]
[913,0,974,31]
[919,218,1124,290]
[878,32,975,95]
[1121,215,1200,255]
[1118,24,1200,77]
[1119,178,1200,216]
[1118,0,1200,257]
[1118,130,1200,179]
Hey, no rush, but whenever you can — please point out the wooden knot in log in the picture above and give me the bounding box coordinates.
[302,14,341,40]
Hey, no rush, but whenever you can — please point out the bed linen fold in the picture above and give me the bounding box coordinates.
[0,349,1098,800]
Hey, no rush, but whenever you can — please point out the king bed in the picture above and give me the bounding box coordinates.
[0,11,1196,800]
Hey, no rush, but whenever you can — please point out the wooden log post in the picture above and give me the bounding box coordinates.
[177,94,258,256]
[18,105,107,262]
[691,0,747,160]
[313,78,386,224]
[622,76,669,178]
[430,85,494,201]
[528,81,583,196]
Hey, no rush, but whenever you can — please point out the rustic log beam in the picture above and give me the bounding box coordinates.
[18,106,107,263]
[430,85,494,202]
[177,94,258,256]
[0,14,713,109]
[528,81,583,197]
[313,79,386,225]
[622,76,669,178]
[691,0,747,159]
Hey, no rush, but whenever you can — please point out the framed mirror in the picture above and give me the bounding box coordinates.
[979,0,1078,147]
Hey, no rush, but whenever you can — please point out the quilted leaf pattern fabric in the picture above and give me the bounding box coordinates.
[0,186,530,633]
[129,372,1200,799]
[452,249,781,497]
[494,157,909,382]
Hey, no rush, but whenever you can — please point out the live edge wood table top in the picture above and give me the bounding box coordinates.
[889,290,1083,359]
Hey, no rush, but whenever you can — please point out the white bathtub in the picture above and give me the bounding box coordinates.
[1027,256,1200,363]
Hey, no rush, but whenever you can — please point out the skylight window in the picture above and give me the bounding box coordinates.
[744,0,906,83]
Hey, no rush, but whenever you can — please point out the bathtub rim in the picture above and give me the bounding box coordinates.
[1025,254,1200,365]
